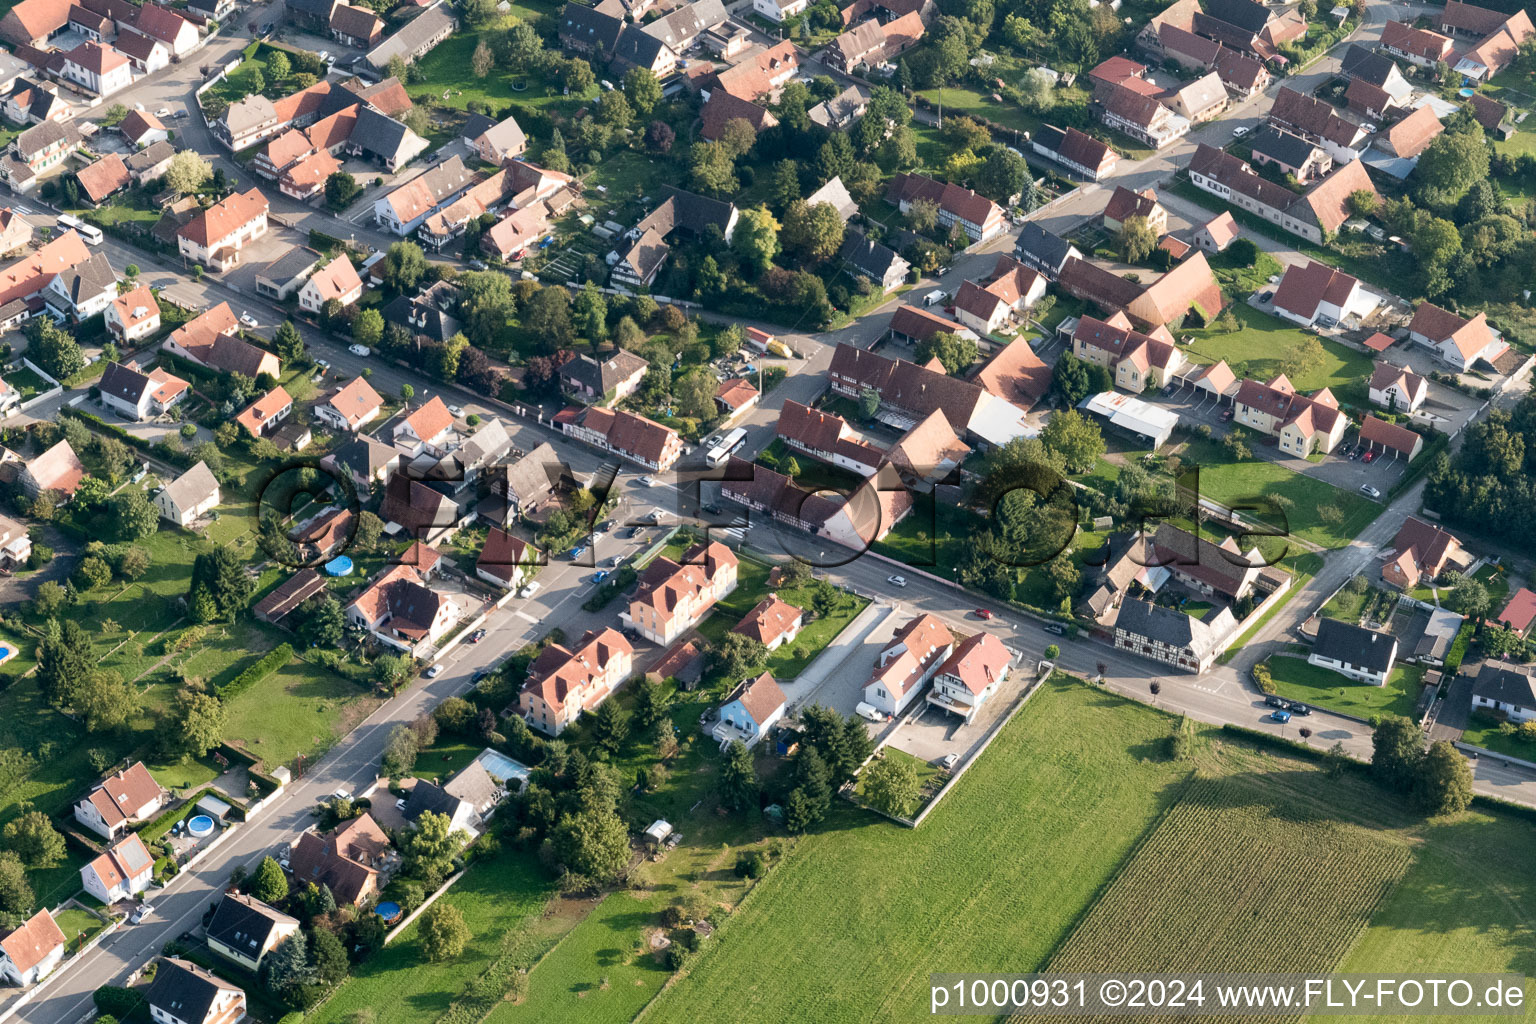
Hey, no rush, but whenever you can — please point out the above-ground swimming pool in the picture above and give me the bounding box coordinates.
[0,644,14,666]
[186,814,215,837]
[1459,87,1476,97]
[376,901,402,922]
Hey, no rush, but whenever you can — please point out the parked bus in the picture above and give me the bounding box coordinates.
[57,215,102,245]
[705,427,749,467]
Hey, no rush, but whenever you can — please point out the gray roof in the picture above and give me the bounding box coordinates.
[54,251,115,303]
[1204,0,1271,33]
[329,435,397,479]
[1247,125,1320,168]
[403,779,465,823]
[839,229,906,280]
[612,25,673,67]
[461,112,495,140]
[558,1,624,50]
[1341,44,1399,87]
[1312,618,1397,674]
[348,105,417,164]
[443,761,502,809]
[1472,663,1536,710]
[14,119,80,161]
[287,0,337,17]
[147,959,240,1024]
[1116,597,1216,652]
[559,349,649,393]
[1014,222,1076,272]
[502,441,561,504]
[258,245,322,287]
[365,0,457,66]
[637,185,736,238]
[640,0,726,47]
[98,361,154,406]
[205,893,297,959]
[125,139,175,173]
[382,294,459,342]
[162,460,219,511]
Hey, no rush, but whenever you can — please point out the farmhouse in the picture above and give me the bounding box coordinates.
[1056,251,1225,329]
[555,405,684,471]
[1187,143,1378,244]
[1030,124,1119,181]
[1097,82,1190,149]
[839,229,910,293]
[518,627,635,736]
[776,399,885,478]
[885,172,1005,243]
[559,349,649,406]
[1379,19,1454,65]
[1247,125,1332,182]
[475,527,537,590]
[1113,597,1232,673]
[827,343,1033,447]
[16,439,85,500]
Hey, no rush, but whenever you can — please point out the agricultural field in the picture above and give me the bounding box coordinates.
[1017,773,1414,1023]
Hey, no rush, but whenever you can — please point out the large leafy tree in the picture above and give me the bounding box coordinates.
[730,206,780,273]
[1418,740,1473,813]
[3,811,66,868]
[861,754,920,817]
[27,317,83,380]
[189,545,253,621]
[1371,715,1424,792]
[382,240,428,291]
[420,902,471,961]
[781,200,844,263]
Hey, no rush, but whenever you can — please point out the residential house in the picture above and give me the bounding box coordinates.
[154,460,220,527]
[345,562,459,650]
[1271,260,1378,327]
[1470,663,1536,723]
[59,41,133,96]
[235,386,293,438]
[17,439,85,500]
[826,10,924,72]
[323,435,398,493]
[0,514,32,570]
[286,0,336,32]
[1193,211,1240,252]
[711,672,787,748]
[125,139,174,184]
[1358,415,1424,460]
[1247,125,1332,181]
[951,254,1046,336]
[297,255,363,313]
[1102,185,1167,234]
[163,304,280,380]
[291,506,354,561]
[862,613,955,716]
[1059,251,1226,329]
[807,177,859,225]
[639,0,729,54]
[470,113,526,164]
[485,441,562,526]
[1382,516,1470,588]
[555,405,684,471]
[518,627,635,736]
[1194,0,1307,58]
[753,0,807,22]
[1213,47,1270,97]
[3,120,82,191]
[1113,596,1232,673]
[808,84,868,129]
[147,958,246,1024]
[365,0,458,68]
[188,0,236,19]
[379,475,459,542]
[1407,302,1506,371]
[1168,71,1229,123]
[206,893,300,973]
[75,153,131,205]
[715,377,759,418]
[1030,124,1119,181]
[1437,1,1533,79]
[73,760,163,840]
[254,246,321,301]
[330,2,383,46]
[1467,92,1514,138]
[0,207,33,255]
[130,2,199,55]
[43,250,116,321]
[973,336,1053,413]
[1071,314,1187,395]
[623,541,739,644]
[1144,521,1266,601]
[1379,19,1454,65]
[98,361,187,420]
[885,172,1005,243]
[557,0,623,55]
[558,349,648,406]
[1187,142,1378,244]
[114,31,170,72]
[612,186,739,290]
[1496,588,1536,638]
[1013,221,1084,279]
[733,594,804,650]
[1367,361,1427,412]
[315,376,383,434]
[104,286,161,344]
[827,343,1033,447]
[1232,374,1349,455]
[401,761,505,834]
[839,229,910,294]
[392,396,456,456]
[925,631,1011,723]
[1341,44,1412,100]
[1308,618,1398,684]
[80,831,154,903]
[776,399,885,478]
[373,156,474,235]
[1,79,70,129]
[475,527,537,590]
[480,201,550,260]
[0,910,65,987]
[1097,82,1190,150]
[382,293,461,342]
[176,188,269,272]
[1379,104,1443,159]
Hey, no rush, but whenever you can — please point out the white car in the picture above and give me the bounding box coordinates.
[637,475,656,487]
[331,789,352,802]
[395,797,408,811]
[315,358,330,370]
[239,312,258,327]
[855,702,885,723]
[154,107,170,118]
[518,580,542,599]
[887,574,908,587]
[348,344,371,356]
[1232,125,1249,138]
[940,752,960,770]
[448,404,465,418]
[1360,484,1381,499]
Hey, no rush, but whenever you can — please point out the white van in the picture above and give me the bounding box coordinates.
[855,702,885,723]
[922,289,946,308]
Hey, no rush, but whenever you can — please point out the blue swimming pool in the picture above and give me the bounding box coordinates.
[187,814,215,837]
[376,901,402,922]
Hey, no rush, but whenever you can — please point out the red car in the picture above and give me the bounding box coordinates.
[974,609,994,620]
[1362,450,1376,463]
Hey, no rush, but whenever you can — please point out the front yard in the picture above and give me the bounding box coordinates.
[1263,654,1425,720]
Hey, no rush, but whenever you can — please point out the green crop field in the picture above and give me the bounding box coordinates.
[1015,774,1414,1023]
[639,678,1193,1023]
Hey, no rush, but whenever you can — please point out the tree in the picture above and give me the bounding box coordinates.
[1120,214,1157,265]
[524,286,574,351]
[644,119,675,154]
[268,50,291,81]
[251,855,289,904]
[75,554,112,589]
[382,240,428,291]
[571,282,608,342]
[1450,578,1492,618]
[261,932,311,993]
[419,902,470,961]
[26,317,84,380]
[976,149,1028,204]
[273,320,305,362]
[623,66,662,115]
[673,367,717,420]
[861,754,920,817]
[37,619,92,708]
[109,488,158,541]
[354,511,384,553]
[1018,67,1055,111]
[471,39,494,78]
[1040,409,1106,474]
[781,200,844,263]
[906,197,940,233]
[3,811,65,868]
[401,811,465,886]
[325,171,361,210]
[161,689,226,759]
[596,89,634,131]
[1281,335,1325,380]
[730,205,780,274]
[689,141,738,196]
[458,270,517,348]
[770,159,801,210]
[1418,739,1473,813]
[352,308,384,348]
[310,926,349,985]
[915,331,978,375]
[164,150,212,194]
[382,723,419,777]
[1046,553,1080,603]
[718,740,758,811]
[859,386,880,420]
[72,670,137,733]
[189,546,253,621]
[553,806,629,881]
[0,851,33,916]
[1347,189,1379,218]
[590,697,630,753]
[1414,129,1490,211]
[1372,715,1424,791]
[710,632,768,681]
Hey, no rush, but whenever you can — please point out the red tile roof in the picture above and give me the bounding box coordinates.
[1385,104,1443,158]
[1359,414,1422,456]
[177,188,268,248]
[936,631,1010,694]
[0,910,65,974]
[1497,587,1536,634]
[324,376,383,429]
[732,595,803,647]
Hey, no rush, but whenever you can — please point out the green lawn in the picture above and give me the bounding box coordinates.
[1264,655,1425,719]
[53,906,107,948]
[1458,712,1536,761]
[1475,564,1512,607]
[27,847,92,911]
[3,364,52,400]
[757,439,865,497]
[853,746,942,816]
[640,678,1193,1023]
[221,657,380,771]
[407,30,598,117]
[1182,304,1376,400]
[1180,437,1381,549]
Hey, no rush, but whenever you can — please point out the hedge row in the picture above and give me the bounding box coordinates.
[219,643,294,702]
[59,406,196,470]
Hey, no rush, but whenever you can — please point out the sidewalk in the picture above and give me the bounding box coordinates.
[778,600,897,712]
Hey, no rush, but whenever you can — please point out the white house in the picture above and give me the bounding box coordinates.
[1407,302,1506,372]
[1270,260,1379,328]
[297,255,364,314]
[752,0,808,22]
[59,42,133,96]
[391,396,456,457]
[711,671,787,749]
[475,528,537,591]
[155,461,221,527]
[1307,619,1397,685]
[147,958,247,1024]
[1471,663,1536,724]
[73,761,164,840]
[862,613,955,717]
[176,188,270,272]
[0,910,65,987]
[924,632,1012,723]
[98,361,189,421]
[1367,361,1428,413]
[105,285,162,343]
[80,831,155,904]
[206,893,300,973]
[44,251,118,321]
[345,563,460,652]
[314,376,383,433]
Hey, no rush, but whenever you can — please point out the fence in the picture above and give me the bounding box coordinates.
[0,915,122,1024]
[16,357,63,412]
[383,868,466,944]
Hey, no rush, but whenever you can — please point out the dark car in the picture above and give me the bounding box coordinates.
[1288,702,1312,715]
[702,503,723,515]
[1259,291,1273,303]
[471,669,490,684]
[1220,408,1234,421]
[1265,695,1288,709]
